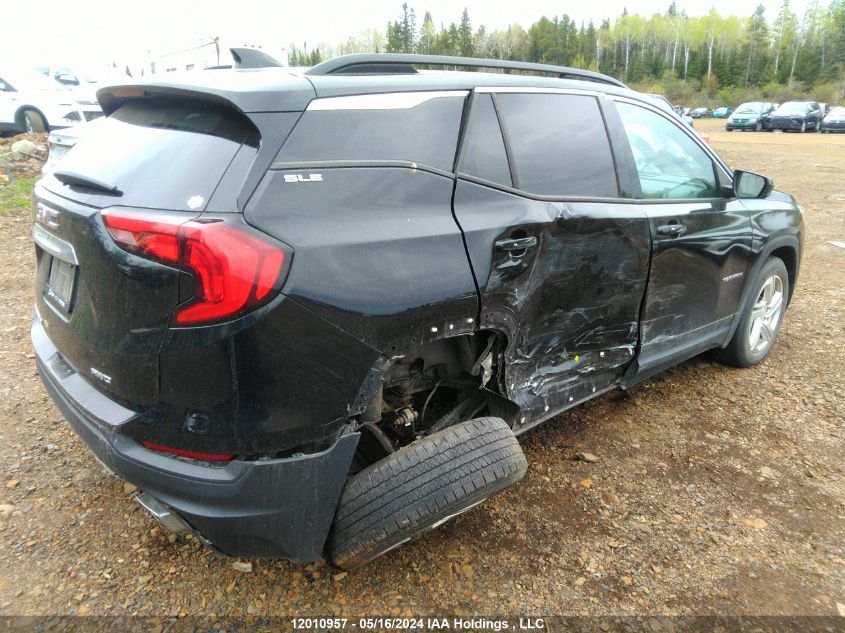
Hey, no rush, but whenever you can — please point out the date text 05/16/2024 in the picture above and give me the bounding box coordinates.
[290,617,546,630]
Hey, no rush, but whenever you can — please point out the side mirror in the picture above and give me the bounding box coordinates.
[0,80,9,91]
[56,73,79,86]
[733,170,773,199]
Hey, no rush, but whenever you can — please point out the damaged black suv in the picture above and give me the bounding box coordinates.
[31,54,803,570]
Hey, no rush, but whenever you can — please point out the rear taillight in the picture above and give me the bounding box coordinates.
[140,440,234,462]
[102,210,287,325]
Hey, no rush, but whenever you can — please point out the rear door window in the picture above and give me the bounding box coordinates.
[47,99,259,210]
[457,93,512,187]
[276,91,467,172]
[494,93,618,198]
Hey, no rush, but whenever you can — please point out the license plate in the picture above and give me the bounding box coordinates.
[45,257,76,312]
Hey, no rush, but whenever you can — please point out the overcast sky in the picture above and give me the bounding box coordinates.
[1,0,811,69]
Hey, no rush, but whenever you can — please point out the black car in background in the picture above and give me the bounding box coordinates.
[763,101,824,132]
[690,107,712,118]
[31,53,804,570]
[821,106,845,132]
[726,101,776,131]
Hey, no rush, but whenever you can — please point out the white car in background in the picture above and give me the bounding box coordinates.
[34,64,129,104]
[0,69,102,133]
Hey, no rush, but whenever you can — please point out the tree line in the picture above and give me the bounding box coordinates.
[288,1,845,105]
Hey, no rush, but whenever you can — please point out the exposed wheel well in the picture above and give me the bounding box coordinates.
[350,331,512,472]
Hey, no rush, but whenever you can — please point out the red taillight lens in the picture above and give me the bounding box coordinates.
[102,210,286,325]
[139,440,234,462]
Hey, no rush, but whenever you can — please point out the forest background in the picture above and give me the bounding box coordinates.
[288,0,845,106]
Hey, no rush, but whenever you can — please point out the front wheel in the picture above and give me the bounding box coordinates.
[799,121,806,133]
[716,257,789,368]
[755,121,763,132]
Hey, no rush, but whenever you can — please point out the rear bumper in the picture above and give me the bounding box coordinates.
[32,316,359,562]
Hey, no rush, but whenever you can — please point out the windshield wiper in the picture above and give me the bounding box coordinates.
[53,169,122,195]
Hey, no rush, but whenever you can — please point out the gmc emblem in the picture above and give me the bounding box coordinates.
[35,202,60,230]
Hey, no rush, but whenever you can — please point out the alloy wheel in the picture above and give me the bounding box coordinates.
[748,274,784,354]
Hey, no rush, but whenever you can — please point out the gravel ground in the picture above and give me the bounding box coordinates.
[0,119,843,618]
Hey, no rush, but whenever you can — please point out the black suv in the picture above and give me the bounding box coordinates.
[763,101,824,132]
[31,54,804,570]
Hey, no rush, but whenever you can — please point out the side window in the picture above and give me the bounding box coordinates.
[458,94,512,187]
[495,93,618,198]
[615,101,719,200]
[277,92,467,172]
[0,76,12,92]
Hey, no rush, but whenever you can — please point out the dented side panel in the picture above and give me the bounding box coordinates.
[453,181,651,424]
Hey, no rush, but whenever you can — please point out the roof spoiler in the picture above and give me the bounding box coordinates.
[307,53,626,88]
[96,85,239,116]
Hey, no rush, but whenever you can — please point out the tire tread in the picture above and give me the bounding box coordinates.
[328,417,527,570]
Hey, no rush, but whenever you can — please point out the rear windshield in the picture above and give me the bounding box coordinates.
[46,99,258,211]
[275,92,467,172]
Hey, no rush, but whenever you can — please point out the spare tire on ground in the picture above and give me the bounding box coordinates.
[327,416,528,570]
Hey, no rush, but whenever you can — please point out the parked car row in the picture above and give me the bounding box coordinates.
[722,100,842,133]
[680,101,843,133]
[0,68,103,134]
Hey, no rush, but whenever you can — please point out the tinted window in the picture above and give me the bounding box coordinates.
[47,99,258,211]
[615,101,718,200]
[278,92,466,172]
[495,93,617,197]
[458,94,512,187]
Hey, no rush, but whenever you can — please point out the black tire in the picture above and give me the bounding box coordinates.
[22,109,47,133]
[327,417,528,570]
[799,121,806,133]
[755,121,763,131]
[715,257,789,368]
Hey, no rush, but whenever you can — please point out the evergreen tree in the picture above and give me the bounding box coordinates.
[458,8,474,57]
[369,1,843,99]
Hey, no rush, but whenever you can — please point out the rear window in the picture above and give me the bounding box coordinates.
[276,91,467,172]
[496,93,618,198]
[47,99,258,211]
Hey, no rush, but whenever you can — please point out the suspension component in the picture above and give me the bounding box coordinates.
[393,407,418,428]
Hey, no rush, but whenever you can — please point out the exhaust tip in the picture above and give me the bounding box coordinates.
[135,493,189,534]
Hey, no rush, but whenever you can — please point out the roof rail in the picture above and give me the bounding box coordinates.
[306,53,626,88]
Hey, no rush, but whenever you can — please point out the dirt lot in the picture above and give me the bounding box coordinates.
[0,119,843,619]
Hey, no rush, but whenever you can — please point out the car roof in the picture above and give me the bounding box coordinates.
[97,64,647,115]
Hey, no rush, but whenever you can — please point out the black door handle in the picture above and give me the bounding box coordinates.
[656,223,686,237]
[495,236,538,252]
